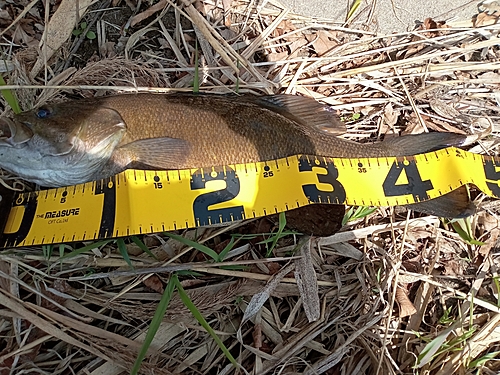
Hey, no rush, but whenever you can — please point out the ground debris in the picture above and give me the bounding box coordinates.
[1,0,500,374]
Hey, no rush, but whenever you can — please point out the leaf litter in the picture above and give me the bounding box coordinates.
[1,0,500,374]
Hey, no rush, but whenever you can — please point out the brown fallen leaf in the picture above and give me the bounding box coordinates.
[294,238,320,322]
[395,286,417,318]
[419,17,449,37]
[31,0,94,77]
[130,0,168,27]
[473,11,500,27]
[222,0,233,27]
[143,274,165,294]
[403,112,466,135]
[429,98,469,124]
[306,30,338,57]
[383,103,399,128]
[266,51,289,62]
[272,19,296,38]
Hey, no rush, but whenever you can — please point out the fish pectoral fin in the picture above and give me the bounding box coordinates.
[112,137,191,170]
[244,94,346,135]
[405,186,475,218]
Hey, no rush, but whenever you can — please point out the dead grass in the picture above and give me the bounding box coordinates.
[1,0,500,374]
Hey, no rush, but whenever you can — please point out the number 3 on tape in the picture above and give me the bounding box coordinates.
[382,160,433,202]
[298,157,347,204]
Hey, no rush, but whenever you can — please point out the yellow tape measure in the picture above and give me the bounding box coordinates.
[1,147,499,247]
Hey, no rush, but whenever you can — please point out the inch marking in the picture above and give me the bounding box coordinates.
[2,147,500,247]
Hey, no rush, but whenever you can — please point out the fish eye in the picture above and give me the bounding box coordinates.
[36,107,51,119]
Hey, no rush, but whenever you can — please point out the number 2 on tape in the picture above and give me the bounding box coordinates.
[382,160,433,201]
[190,167,244,225]
[484,158,500,196]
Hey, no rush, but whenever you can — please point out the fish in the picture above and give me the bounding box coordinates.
[0,92,478,218]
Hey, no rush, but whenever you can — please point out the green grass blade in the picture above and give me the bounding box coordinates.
[266,212,286,257]
[131,236,158,260]
[173,276,239,369]
[116,238,134,268]
[218,237,237,261]
[342,206,376,226]
[449,218,485,246]
[468,351,500,369]
[58,240,112,260]
[42,245,53,260]
[0,75,21,114]
[346,0,361,23]
[494,277,500,307]
[131,275,176,375]
[163,232,219,261]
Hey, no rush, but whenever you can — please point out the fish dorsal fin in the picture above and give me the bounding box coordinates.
[111,137,191,170]
[244,94,346,135]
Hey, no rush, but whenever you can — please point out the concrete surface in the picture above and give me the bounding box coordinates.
[279,0,481,34]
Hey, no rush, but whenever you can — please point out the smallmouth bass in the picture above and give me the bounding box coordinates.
[0,93,477,217]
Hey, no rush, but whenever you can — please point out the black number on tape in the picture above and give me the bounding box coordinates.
[191,168,244,225]
[483,158,500,197]
[298,157,346,204]
[1,193,38,247]
[383,160,433,200]
[95,177,117,238]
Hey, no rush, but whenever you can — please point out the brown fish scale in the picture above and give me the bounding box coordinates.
[95,93,389,168]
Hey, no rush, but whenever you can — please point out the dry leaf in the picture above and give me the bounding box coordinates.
[31,0,94,77]
[12,23,37,47]
[130,0,168,27]
[266,51,288,62]
[429,98,469,123]
[418,17,448,37]
[273,19,296,38]
[383,103,398,127]
[395,286,417,318]
[474,11,500,27]
[143,275,165,294]
[479,0,500,14]
[222,0,233,27]
[307,30,338,57]
[294,238,320,322]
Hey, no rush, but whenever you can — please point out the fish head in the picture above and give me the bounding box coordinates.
[0,102,127,186]
[7,102,126,156]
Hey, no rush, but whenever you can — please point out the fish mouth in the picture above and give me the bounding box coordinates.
[0,118,33,147]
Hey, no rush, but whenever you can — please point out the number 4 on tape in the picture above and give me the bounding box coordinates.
[382,160,433,202]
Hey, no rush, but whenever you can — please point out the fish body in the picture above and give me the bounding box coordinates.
[0,93,475,217]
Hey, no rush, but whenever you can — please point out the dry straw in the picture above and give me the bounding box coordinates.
[0,0,500,374]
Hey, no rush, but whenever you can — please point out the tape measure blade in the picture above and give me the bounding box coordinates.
[0,185,16,242]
